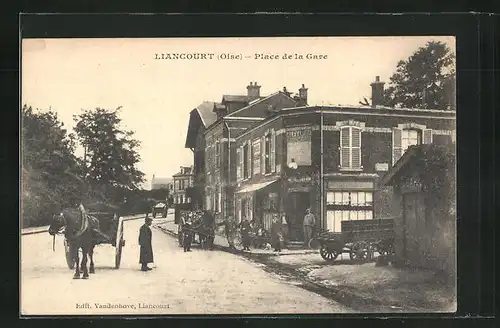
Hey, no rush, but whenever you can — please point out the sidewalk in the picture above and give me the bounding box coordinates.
[153,217,318,256]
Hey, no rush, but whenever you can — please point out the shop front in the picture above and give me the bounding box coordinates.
[323,176,376,233]
[283,175,318,242]
[234,179,280,232]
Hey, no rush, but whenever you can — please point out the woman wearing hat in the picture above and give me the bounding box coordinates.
[138,215,154,271]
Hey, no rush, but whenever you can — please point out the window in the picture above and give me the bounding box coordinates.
[264,130,276,174]
[215,140,220,170]
[326,190,374,232]
[393,125,433,165]
[265,133,271,173]
[243,142,250,179]
[402,129,421,153]
[339,126,362,170]
[236,147,242,181]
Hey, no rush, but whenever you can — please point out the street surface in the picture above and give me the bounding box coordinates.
[21,217,353,315]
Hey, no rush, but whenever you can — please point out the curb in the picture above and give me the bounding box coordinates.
[154,223,430,312]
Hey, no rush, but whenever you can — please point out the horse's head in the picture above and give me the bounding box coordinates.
[48,212,66,236]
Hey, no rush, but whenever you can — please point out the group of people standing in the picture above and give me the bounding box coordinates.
[137,208,317,271]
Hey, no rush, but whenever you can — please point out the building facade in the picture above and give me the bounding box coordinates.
[184,77,456,244]
[185,102,218,210]
[172,166,194,205]
[231,77,456,242]
[189,82,303,222]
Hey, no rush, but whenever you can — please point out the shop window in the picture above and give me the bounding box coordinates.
[326,190,374,232]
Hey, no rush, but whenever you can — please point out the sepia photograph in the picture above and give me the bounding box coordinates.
[20,36,457,315]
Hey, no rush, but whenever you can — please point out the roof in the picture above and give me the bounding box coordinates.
[222,95,250,103]
[226,91,298,118]
[172,167,193,177]
[213,102,226,111]
[195,101,218,127]
[185,101,218,148]
[380,144,456,186]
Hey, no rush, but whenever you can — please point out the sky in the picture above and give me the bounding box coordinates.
[22,36,455,189]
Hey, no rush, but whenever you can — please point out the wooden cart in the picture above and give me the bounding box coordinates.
[314,219,395,262]
[64,204,125,269]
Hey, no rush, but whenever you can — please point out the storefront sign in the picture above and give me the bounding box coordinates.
[327,180,373,190]
[287,129,312,166]
[289,176,312,183]
[375,163,389,171]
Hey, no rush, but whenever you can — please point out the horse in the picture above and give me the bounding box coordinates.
[48,208,96,279]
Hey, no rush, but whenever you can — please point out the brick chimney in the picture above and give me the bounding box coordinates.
[370,76,385,107]
[298,84,308,106]
[247,82,261,101]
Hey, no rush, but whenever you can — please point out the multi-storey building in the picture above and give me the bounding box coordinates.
[185,102,218,209]
[184,77,455,243]
[232,77,455,242]
[186,82,305,222]
[172,166,194,205]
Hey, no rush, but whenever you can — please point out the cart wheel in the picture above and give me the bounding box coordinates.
[349,241,369,261]
[320,245,339,261]
[162,212,167,218]
[64,239,75,270]
[308,238,321,250]
[114,217,124,269]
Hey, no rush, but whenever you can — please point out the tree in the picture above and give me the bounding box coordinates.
[376,41,456,110]
[73,107,145,204]
[21,105,83,227]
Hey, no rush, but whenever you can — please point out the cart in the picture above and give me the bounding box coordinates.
[152,201,168,218]
[314,219,395,262]
[63,203,125,269]
[175,208,215,249]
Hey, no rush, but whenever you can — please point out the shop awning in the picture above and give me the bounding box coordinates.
[235,179,278,194]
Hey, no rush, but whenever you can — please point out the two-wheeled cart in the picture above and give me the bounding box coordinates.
[63,204,125,269]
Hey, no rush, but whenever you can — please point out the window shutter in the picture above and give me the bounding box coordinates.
[423,129,433,144]
[392,127,403,165]
[351,127,361,169]
[271,130,276,172]
[236,147,241,181]
[247,142,252,178]
[260,136,265,174]
[240,146,244,179]
[340,127,350,168]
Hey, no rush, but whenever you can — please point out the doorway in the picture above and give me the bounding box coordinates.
[287,192,311,241]
[403,192,424,261]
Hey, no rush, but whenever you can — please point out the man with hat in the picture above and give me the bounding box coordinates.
[303,208,316,249]
[138,215,154,271]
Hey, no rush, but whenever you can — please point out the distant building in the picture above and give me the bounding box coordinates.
[172,166,194,205]
[151,175,173,191]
